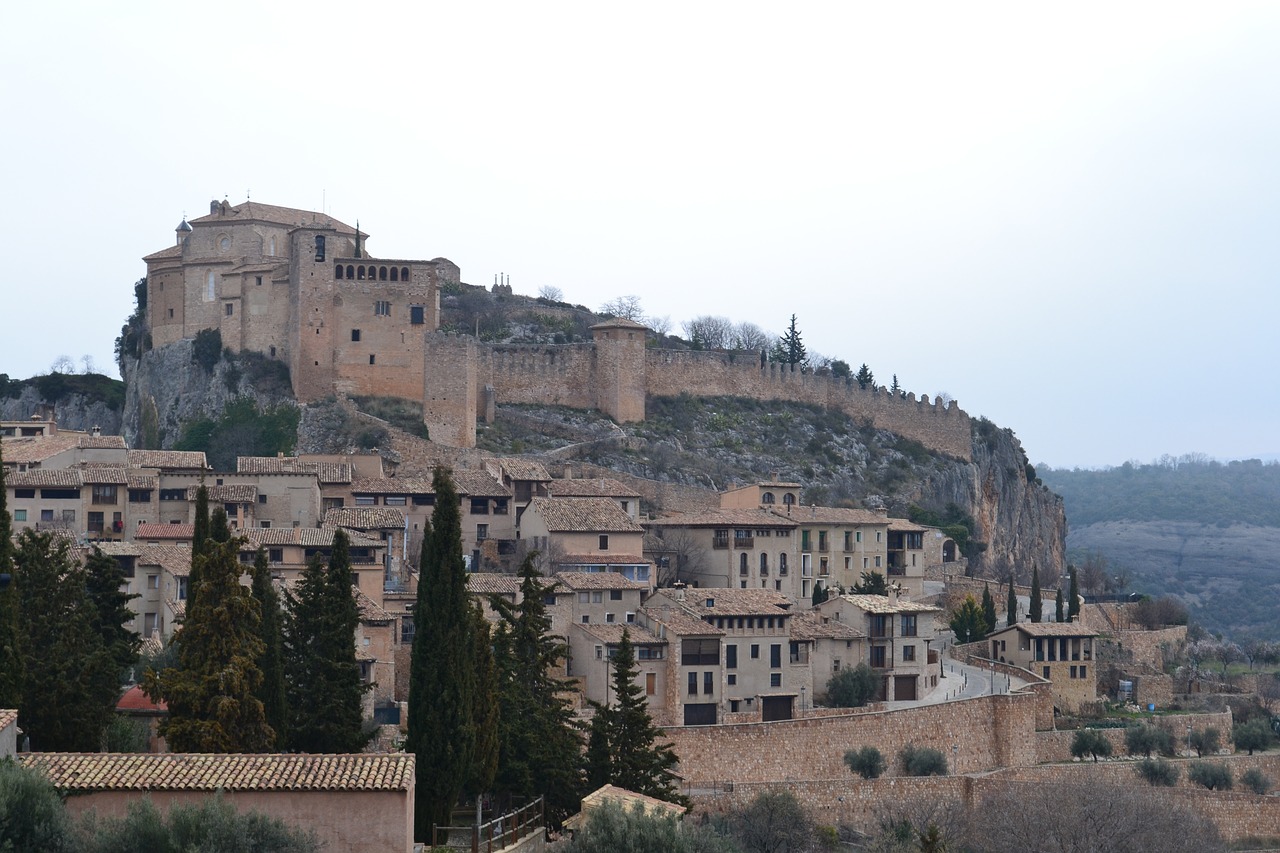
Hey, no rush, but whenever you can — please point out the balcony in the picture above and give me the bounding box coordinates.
[712,537,730,550]
[733,536,754,549]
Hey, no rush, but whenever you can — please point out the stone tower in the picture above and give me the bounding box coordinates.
[591,319,647,423]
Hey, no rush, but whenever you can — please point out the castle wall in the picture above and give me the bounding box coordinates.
[424,334,478,447]
[481,344,598,410]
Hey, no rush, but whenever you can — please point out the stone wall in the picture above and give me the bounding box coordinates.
[1032,710,1232,763]
[664,693,1038,785]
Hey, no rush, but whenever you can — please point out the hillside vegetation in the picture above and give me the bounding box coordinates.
[1039,458,1280,639]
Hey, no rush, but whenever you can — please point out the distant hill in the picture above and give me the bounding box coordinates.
[1039,458,1280,638]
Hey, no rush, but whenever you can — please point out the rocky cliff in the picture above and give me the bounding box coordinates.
[1,385,123,435]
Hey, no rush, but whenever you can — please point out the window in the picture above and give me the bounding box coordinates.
[351,329,361,342]
[833,658,841,672]
[411,305,425,325]
[770,644,782,668]
[14,489,34,499]
[681,638,720,665]
[374,300,391,316]
[12,510,25,522]
[875,556,882,568]
[269,548,283,563]
[739,553,748,576]
[355,495,376,505]
[783,493,795,507]
[779,553,787,575]
[903,645,916,662]
[256,275,263,286]
[314,235,325,261]
[591,591,603,603]
[401,617,415,644]
[470,498,489,514]
[88,512,104,533]
[870,646,887,668]
[225,303,233,316]
[42,488,79,500]
[143,613,158,636]
[703,672,714,694]
[91,485,118,505]
[257,494,267,505]
[751,644,759,659]
[368,354,376,365]
[129,489,151,503]
[606,613,615,623]
[61,509,75,523]
[581,615,590,624]
[40,510,53,522]
[205,272,216,301]
[609,589,623,601]
[1070,665,1078,678]
[1043,666,1051,679]
[626,612,635,623]
[1080,666,1087,679]
[770,673,782,688]
[901,614,918,637]
[761,492,775,504]
[726,645,737,669]
[476,524,488,540]
[147,574,160,590]
[598,534,609,550]
[646,672,656,696]
[688,672,697,696]
[877,531,883,543]
[863,557,869,569]
[543,593,557,606]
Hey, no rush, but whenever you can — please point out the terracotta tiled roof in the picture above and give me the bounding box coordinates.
[993,621,1098,638]
[466,573,523,596]
[140,545,195,577]
[325,507,406,529]
[236,456,352,484]
[452,470,510,497]
[7,469,84,487]
[687,589,793,617]
[589,318,649,331]
[189,200,358,235]
[243,527,383,548]
[186,484,257,503]
[0,709,17,731]
[126,450,208,470]
[20,752,414,792]
[490,458,551,482]
[354,589,393,623]
[117,686,166,713]
[575,623,663,645]
[647,508,799,529]
[136,523,195,541]
[554,571,647,591]
[643,606,724,637]
[527,497,642,533]
[887,518,930,533]
[0,433,81,464]
[775,506,889,526]
[789,611,865,641]
[142,244,183,261]
[556,554,652,567]
[548,478,639,499]
[91,541,145,558]
[834,594,942,615]
[139,634,164,658]
[350,476,433,495]
[127,472,158,489]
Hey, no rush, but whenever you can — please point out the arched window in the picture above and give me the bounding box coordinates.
[782,493,796,507]
[335,264,344,279]
[379,266,388,281]
[357,266,365,280]
[759,553,768,576]
[761,492,775,504]
[739,553,748,576]
[401,267,410,281]
[779,554,788,574]
[205,272,216,302]
[346,265,355,279]
[268,237,276,256]
[390,267,399,282]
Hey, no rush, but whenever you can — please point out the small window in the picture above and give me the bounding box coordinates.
[335,265,345,279]
[13,509,26,522]
[1043,666,1050,679]
[314,235,326,261]
[1080,666,1087,679]
[477,524,488,540]
[591,591,603,604]
[256,275,263,286]
[369,354,376,365]
[581,615,590,624]
[903,645,916,662]
[258,494,267,504]
[410,305,425,325]
[470,498,489,514]
[610,590,622,601]
[703,672,714,694]
[225,303,233,316]
[688,672,698,695]
[728,674,737,686]
[355,496,376,505]
[14,488,34,499]
[168,308,174,318]
[351,329,361,342]
[606,612,616,623]
[375,300,391,316]
[750,644,760,659]
[646,672,656,696]
[769,673,781,688]
[626,612,635,623]
[544,593,557,606]
[147,574,160,590]
[598,534,609,550]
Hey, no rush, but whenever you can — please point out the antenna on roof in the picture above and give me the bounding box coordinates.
[246,188,251,200]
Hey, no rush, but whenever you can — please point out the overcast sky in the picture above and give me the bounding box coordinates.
[3,2,1277,469]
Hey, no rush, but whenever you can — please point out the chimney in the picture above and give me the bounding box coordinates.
[91,425,101,437]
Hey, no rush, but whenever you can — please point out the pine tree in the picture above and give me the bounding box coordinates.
[210,507,231,543]
[981,584,997,634]
[1006,575,1018,627]
[589,630,688,806]
[466,604,499,811]
[190,484,210,595]
[770,314,807,367]
[855,363,875,390]
[1068,567,1081,622]
[490,555,584,824]
[1029,567,1042,623]
[1055,588,1065,623]
[251,548,287,747]
[146,538,272,752]
[811,581,825,607]
[284,531,370,753]
[890,374,902,397]
[84,546,141,680]
[949,595,988,644]
[14,530,119,750]
[408,467,479,838]
[0,444,22,711]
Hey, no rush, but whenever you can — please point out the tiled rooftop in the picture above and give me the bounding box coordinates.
[136,523,195,541]
[20,752,414,792]
[773,506,889,525]
[325,507,406,529]
[189,200,359,235]
[789,611,866,641]
[556,554,652,567]
[676,588,794,617]
[7,468,85,487]
[466,573,523,596]
[553,571,647,591]
[235,456,352,484]
[243,527,383,549]
[834,594,942,615]
[490,458,551,482]
[548,478,639,499]
[186,484,257,503]
[0,433,82,464]
[354,588,394,623]
[526,497,642,533]
[350,476,433,495]
[647,508,799,529]
[0,709,17,731]
[126,450,208,470]
[995,621,1099,638]
[643,606,724,637]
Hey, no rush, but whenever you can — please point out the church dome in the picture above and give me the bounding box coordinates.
[175,218,192,233]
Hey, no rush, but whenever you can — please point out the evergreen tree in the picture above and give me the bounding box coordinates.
[1029,567,1042,623]
[1055,588,1065,623]
[408,467,479,838]
[811,581,825,606]
[585,709,611,791]
[190,484,210,595]
[981,584,997,634]
[466,604,499,811]
[890,374,903,397]
[1006,575,1018,627]
[852,571,887,595]
[14,530,119,750]
[489,555,584,824]
[1067,566,1081,622]
[0,443,22,711]
[588,630,688,806]
[284,531,370,753]
[949,595,988,644]
[84,546,141,680]
[855,363,876,390]
[146,538,273,752]
[251,548,287,747]
[210,506,231,543]
[770,314,807,367]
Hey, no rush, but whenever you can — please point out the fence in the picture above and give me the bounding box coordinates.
[433,797,544,852]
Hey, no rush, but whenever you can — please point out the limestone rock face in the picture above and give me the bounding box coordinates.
[0,385,122,435]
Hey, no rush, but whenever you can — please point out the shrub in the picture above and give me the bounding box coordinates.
[1125,723,1174,757]
[900,744,948,777]
[564,800,734,853]
[1242,767,1272,795]
[1234,718,1272,755]
[1188,761,1233,791]
[1070,728,1113,762]
[844,746,886,780]
[825,663,878,708]
[1190,727,1221,757]
[83,793,320,852]
[0,760,74,852]
[192,328,223,372]
[1135,757,1180,787]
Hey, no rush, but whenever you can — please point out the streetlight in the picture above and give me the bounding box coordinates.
[800,686,807,715]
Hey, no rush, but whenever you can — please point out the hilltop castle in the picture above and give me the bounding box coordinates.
[144,200,972,458]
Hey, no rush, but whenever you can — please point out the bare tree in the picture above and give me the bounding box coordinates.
[646,527,708,587]
[732,322,772,352]
[538,285,564,302]
[79,354,97,375]
[599,295,645,321]
[50,355,75,374]
[682,315,734,350]
[646,314,672,337]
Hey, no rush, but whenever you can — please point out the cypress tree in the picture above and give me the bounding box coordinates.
[1029,567,1042,623]
[408,467,478,838]
[210,507,231,543]
[770,314,807,367]
[146,538,272,752]
[0,444,23,710]
[190,484,210,596]
[490,555,584,824]
[981,583,997,634]
[251,548,287,747]
[1068,567,1081,622]
[284,531,369,753]
[467,604,499,814]
[590,629,688,806]
[811,581,824,607]
[14,530,119,751]
[1006,575,1018,627]
[84,546,141,681]
[1055,588,1065,623]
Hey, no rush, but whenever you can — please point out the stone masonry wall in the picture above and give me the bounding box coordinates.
[1032,709,1232,763]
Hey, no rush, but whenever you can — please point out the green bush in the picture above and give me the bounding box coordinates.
[1188,761,1233,791]
[82,794,319,852]
[844,746,886,779]
[1070,728,1113,762]
[825,663,878,708]
[900,744,948,777]
[0,760,74,852]
[1125,723,1174,757]
[1242,767,1271,795]
[564,800,734,853]
[1190,726,1221,757]
[1234,718,1272,755]
[1135,757,1180,787]
[192,328,223,372]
